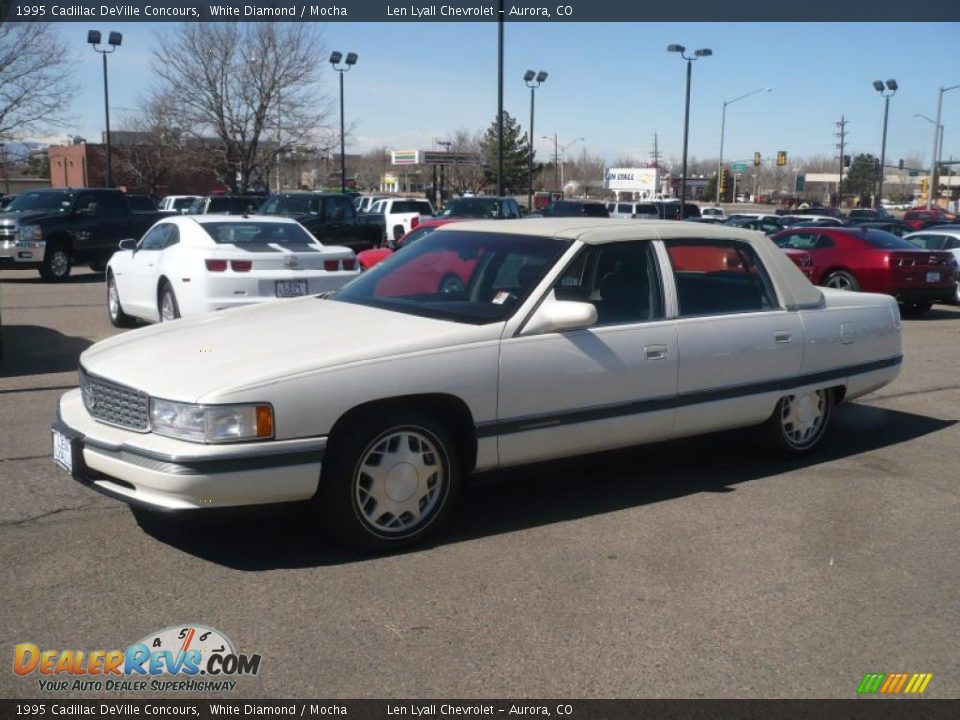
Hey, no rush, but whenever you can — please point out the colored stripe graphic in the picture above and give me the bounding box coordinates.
[858,672,932,694]
[857,673,886,694]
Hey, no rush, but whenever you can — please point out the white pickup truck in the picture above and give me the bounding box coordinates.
[368,198,435,242]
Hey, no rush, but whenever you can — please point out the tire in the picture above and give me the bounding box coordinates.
[763,388,834,456]
[158,281,181,322]
[823,270,859,292]
[39,242,72,282]
[318,411,461,550]
[107,272,137,328]
[900,301,933,316]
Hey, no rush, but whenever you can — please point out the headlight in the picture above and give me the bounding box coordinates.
[149,399,274,443]
[18,225,43,243]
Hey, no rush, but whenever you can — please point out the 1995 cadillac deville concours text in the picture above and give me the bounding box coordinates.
[51,220,906,550]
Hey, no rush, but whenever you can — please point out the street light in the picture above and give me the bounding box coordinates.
[915,114,944,192]
[329,51,358,194]
[668,45,712,210]
[437,139,451,209]
[716,88,771,205]
[541,135,584,195]
[87,30,122,188]
[927,82,960,209]
[524,70,548,210]
[873,79,897,207]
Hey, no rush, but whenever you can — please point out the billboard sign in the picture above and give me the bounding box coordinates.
[604,167,659,196]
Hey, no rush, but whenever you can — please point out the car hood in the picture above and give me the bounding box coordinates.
[80,298,501,403]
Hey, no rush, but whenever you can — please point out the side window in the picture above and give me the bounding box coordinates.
[945,238,960,250]
[139,224,168,251]
[667,240,779,317]
[99,193,128,215]
[776,232,816,250]
[814,234,834,249]
[161,224,180,249]
[554,241,664,325]
[77,194,98,214]
[323,196,342,220]
[338,197,356,220]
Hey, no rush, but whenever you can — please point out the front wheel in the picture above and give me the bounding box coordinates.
[158,281,181,322]
[39,242,71,282]
[107,272,137,328]
[763,388,834,456]
[318,412,461,550]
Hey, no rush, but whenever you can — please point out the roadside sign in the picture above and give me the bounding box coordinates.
[796,175,806,192]
[732,162,748,172]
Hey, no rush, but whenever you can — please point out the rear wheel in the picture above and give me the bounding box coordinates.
[158,281,181,322]
[823,270,859,292]
[107,272,137,328]
[900,301,933,316]
[318,411,461,550]
[39,242,71,282]
[763,388,834,456]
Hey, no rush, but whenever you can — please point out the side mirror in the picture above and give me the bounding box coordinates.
[522,296,597,336]
[119,239,137,251]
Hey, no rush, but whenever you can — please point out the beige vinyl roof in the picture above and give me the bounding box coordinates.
[436,217,825,310]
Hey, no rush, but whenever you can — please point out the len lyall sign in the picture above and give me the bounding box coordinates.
[604,167,659,194]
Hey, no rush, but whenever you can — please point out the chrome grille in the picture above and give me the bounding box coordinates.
[79,368,150,432]
[0,227,16,240]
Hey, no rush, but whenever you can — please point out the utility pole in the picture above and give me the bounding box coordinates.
[650,133,662,168]
[835,116,848,205]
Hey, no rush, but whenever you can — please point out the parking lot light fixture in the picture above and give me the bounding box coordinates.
[524,69,548,210]
[915,114,944,186]
[927,82,960,209]
[874,79,897,206]
[87,30,122,188]
[668,45,712,210]
[716,88,771,205]
[330,51,358,194]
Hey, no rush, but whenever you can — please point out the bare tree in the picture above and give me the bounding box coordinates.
[0,23,76,141]
[149,23,332,192]
[445,128,485,196]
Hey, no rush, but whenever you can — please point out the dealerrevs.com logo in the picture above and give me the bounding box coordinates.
[13,625,262,693]
[857,672,934,696]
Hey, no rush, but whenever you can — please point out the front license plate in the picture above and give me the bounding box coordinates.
[275,280,307,298]
[926,271,941,283]
[52,430,73,473]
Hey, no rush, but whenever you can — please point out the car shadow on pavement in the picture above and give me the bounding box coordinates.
[130,402,954,571]
[1,273,105,284]
[0,325,93,378]
[902,305,960,321]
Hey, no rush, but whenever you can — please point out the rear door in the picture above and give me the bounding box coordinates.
[666,239,804,436]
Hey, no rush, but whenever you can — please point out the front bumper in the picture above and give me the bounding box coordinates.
[53,389,325,510]
[0,238,44,264]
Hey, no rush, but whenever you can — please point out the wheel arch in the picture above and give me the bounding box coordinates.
[328,393,478,473]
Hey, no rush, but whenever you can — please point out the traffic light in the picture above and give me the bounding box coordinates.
[719,173,726,193]
[898,158,904,170]
[777,150,787,167]
[843,155,851,168]
[921,178,929,192]
[753,152,761,167]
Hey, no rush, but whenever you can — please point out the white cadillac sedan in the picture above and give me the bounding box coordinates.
[54,220,902,549]
[105,215,359,325]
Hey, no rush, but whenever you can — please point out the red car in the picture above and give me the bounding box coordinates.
[903,207,956,230]
[783,248,814,280]
[356,218,464,270]
[772,226,958,313]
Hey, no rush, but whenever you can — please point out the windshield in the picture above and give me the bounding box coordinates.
[199,221,317,245]
[6,191,75,213]
[440,198,501,218]
[259,194,319,215]
[908,235,948,250]
[334,230,570,324]
[173,197,197,210]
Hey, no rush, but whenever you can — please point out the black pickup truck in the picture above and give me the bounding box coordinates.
[0,188,167,281]
[257,192,384,252]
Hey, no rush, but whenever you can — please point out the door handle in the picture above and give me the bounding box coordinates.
[774,331,792,344]
[644,345,668,360]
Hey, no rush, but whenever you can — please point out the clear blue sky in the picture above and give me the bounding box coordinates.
[56,21,959,168]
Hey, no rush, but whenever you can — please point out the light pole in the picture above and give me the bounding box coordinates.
[716,88,770,205]
[542,134,559,193]
[524,70,548,209]
[437,139,451,209]
[668,44,712,210]
[915,114,944,193]
[559,137,584,191]
[87,30,122,188]
[873,79,897,207]
[329,51,358,194]
[927,82,960,209]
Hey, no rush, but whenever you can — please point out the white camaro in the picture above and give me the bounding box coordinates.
[105,214,359,325]
[54,219,902,550]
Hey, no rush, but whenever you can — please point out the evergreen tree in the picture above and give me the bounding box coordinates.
[846,153,879,199]
[479,111,535,194]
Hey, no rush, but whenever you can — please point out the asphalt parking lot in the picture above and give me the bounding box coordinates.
[1,266,958,699]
